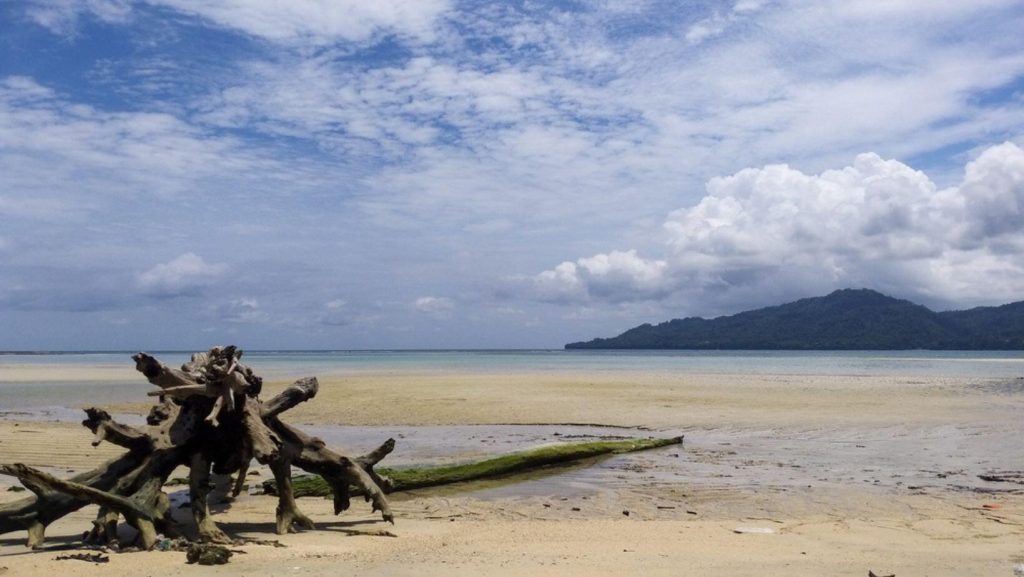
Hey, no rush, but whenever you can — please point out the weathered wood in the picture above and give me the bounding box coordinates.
[242,396,281,464]
[0,464,162,548]
[188,454,231,544]
[355,438,397,496]
[84,507,119,546]
[267,417,394,523]
[132,353,201,391]
[270,460,315,534]
[82,408,151,451]
[0,346,395,549]
[145,384,217,398]
[261,377,319,419]
[0,451,147,547]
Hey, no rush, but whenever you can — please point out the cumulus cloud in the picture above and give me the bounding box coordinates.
[137,253,227,297]
[534,250,670,304]
[958,142,1024,241]
[531,142,1024,310]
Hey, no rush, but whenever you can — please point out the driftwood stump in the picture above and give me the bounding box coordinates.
[0,346,395,550]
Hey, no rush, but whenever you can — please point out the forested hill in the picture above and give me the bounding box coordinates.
[565,289,1024,350]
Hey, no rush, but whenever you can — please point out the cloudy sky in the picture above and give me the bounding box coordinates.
[1,0,1023,350]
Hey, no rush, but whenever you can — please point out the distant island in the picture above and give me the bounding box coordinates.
[565,289,1024,350]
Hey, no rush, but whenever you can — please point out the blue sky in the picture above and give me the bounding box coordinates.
[1,0,1023,350]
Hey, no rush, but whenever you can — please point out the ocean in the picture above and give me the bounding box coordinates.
[3,348,1022,376]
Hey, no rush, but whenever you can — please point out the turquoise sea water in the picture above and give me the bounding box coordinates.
[1,350,1021,419]
[3,349,1023,377]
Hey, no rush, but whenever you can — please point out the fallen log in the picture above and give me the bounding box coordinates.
[265,436,683,497]
[0,346,395,549]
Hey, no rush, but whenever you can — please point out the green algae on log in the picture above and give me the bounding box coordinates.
[264,436,683,498]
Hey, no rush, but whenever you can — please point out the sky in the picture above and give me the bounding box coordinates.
[1,0,1023,350]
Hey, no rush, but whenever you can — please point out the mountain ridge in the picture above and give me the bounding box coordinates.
[565,289,1024,350]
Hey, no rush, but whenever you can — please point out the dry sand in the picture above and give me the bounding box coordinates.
[0,363,138,383]
[2,368,1023,576]
[270,370,1010,428]
[85,369,1019,428]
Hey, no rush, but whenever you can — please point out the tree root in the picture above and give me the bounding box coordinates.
[0,347,395,549]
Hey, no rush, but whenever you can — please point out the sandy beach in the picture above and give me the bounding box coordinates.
[2,365,1023,576]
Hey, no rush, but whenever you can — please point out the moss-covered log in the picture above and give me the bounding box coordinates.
[266,436,683,498]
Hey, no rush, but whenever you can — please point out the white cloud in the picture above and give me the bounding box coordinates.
[732,1,763,14]
[152,0,449,45]
[137,253,227,297]
[532,142,1024,311]
[533,250,670,304]
[325,299,347,310]
[833,0,1017,21]
[958,142,1024,241]
[685,0,764,45]
[174,0,1024,244]
[414,296,454,317]
[25,0,131,35]
[24,0,451,45]
[685,12,730,45]
[0,76,326,204]
[320,299,351,326]
[216,297,270,324]
[190,49,656,235]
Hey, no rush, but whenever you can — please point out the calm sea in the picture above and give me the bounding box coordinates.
[3,349,1024,376]
[1,350,1021,419]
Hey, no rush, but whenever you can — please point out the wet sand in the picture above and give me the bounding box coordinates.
[2,368,1023,576]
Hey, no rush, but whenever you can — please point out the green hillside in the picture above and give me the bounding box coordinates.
[565,289,1024,350]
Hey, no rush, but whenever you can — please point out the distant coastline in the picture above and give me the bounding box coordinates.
[566,289,1024,351]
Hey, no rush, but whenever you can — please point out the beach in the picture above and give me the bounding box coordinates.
[1,353,1023,576]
